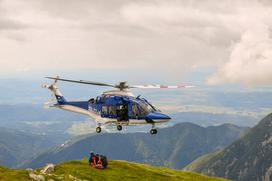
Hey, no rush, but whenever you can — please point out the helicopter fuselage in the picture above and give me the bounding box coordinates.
[55,91,171,126]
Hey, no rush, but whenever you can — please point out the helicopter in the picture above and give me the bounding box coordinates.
[42,76,194,135]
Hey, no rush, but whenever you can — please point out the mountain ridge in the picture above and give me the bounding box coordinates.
[25,122,247,169]
[184,113,272,181]
[0,127,67,168]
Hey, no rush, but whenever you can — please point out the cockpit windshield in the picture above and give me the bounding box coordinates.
[137,99,157,116]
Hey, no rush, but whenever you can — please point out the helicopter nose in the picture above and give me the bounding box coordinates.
[146,112,171,120]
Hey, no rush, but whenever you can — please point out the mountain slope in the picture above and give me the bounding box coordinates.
[0,160,229,181]
[0,127,66,168]
[26,122,247,169]
[184,113,272,181]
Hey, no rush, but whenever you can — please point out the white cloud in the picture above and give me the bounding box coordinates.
[0,0,272,85]
[207,3,272,85]
[208,26,272,85]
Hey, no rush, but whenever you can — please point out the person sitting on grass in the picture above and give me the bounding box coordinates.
[101,155,108,168]
[89,151,94,166]
[95,155,104,169]
[92,154,100,168]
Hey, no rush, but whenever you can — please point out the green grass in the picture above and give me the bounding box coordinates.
[0,160,229,181]
[0,166,29,181]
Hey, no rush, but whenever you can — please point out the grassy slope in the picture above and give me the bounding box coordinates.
[0,166,29,181]
[183,150,222,171]
[0,160,229,181]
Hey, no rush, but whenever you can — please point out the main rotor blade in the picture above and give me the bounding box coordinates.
[131,84,195,89]
[45,77,115,87]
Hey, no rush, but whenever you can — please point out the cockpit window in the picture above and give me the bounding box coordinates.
[108,106,116,117]
[101,95,107,103]
[88,98,95,104]
[142,98,158,112]
[137,102,155,116]
[138,103,148,116]
[96,96,101,103]
[102,105,108,116]
[132,103,140,118]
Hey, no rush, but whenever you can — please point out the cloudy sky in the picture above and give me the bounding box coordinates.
[0,0,272,85]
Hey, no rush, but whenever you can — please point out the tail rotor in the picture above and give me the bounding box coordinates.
[42,76,66,105]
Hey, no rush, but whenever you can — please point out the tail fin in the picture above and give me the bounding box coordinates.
[42,76,67,104]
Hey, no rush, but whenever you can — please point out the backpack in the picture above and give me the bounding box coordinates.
[101,156,108,168]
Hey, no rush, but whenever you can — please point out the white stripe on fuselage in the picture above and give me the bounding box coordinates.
[56,104,100,120]
[55,104,170,125]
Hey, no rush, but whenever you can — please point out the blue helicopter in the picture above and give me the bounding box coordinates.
[42,76,193,134]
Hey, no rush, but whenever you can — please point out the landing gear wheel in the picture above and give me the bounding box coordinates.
[117,125,122,131]
[96,127,102,133]
[150,129,158,135]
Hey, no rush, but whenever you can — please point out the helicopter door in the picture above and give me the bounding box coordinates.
[116,102,129,122]
[101,105,108,118]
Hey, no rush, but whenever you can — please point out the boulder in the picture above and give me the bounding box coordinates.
[29,173,45,181]
[40,163,55,174]
[26,168,34,172]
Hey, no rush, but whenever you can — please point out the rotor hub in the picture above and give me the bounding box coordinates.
[115,81,129,90]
